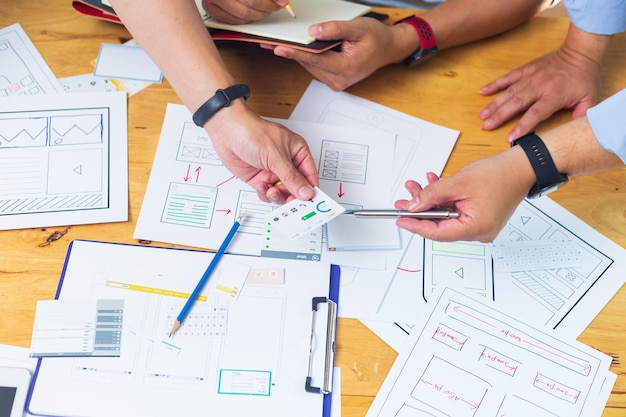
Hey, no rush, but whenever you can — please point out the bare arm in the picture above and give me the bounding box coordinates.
[109,0,318,203]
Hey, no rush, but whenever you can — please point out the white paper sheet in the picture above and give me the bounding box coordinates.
[367,287,616,417]
[290,81,459,200]
[134,104,396,261]
[0,23,64,97]
[354,197,626,350]
[0,92,128,230]
[94,43,163,83]
[290,80,459,300]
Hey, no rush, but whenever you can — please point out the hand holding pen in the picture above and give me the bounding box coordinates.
[395,161,529,243]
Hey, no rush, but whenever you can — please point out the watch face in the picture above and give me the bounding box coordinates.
[405,47,438,68]
[528,179,567,199]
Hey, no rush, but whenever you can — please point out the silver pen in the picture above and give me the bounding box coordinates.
[343,209,460,219]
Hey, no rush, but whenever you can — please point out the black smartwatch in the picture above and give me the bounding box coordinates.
[394,15,438,67]
[511,132,568,199]
[192,83,251,127]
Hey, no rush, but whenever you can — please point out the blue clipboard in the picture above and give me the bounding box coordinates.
[27,240,340,417]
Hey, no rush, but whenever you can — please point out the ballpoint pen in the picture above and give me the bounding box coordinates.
[169,211,246,337]
[343,209,460,219]
[284,2,296,18]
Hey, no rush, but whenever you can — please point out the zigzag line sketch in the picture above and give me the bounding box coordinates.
[0,112,106,148]
[50,114,104,145]
[0,117,47,148]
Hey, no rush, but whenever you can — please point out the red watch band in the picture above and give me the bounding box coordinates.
[394,15,437,67]
[395,15,437,50]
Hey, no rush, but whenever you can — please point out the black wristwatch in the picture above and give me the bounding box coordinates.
[511,132,568,199]
[394,15,438,67]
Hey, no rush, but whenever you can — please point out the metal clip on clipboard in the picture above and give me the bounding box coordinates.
[305,296,337,394]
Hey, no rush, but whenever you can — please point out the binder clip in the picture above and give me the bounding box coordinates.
[305,296,337,394]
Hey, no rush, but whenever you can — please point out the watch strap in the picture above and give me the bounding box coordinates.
[511,132,568,198]
[394,15,437,67]
[192,83,251,127]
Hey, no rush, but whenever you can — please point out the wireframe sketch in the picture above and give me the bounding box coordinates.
[0,24,64,97]
[0,108,109,216]
[176,121,222,166]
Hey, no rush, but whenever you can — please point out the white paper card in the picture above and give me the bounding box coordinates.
[31,299,124,358]
[94,43,162,82]
[267,187,345,239]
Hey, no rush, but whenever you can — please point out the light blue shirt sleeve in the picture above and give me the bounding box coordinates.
[564,0,626,34]
[587,89,626,163]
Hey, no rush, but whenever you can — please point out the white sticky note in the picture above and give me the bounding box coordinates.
[266,187,345,240]
[94,43,163,83]
[212,262,251,300]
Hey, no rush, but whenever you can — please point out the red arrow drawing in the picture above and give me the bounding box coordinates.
[216,175,236,187]
[183,164,191,182]
[338,183,344,198]
[453,304,591,372]
[215,209,232,215]
[397,267,422,273]
[195,166,202,183]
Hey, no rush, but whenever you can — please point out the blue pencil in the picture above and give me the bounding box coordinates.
[168,211,247,337]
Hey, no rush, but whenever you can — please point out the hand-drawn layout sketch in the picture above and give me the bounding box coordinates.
[0,23,64,97]
[135,104,395,261]
[0,92,128,230]
[492,199,616,335]
[29,241,330,417]
[349,198,626,351]
[290,80,459,202]
[367,287,616,417]
[423,240,494,301]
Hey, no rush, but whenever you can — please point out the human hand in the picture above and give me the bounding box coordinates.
[271,17,408,91]
[202,0,286,24]
[207,104,318,204]
[479,25,606,143]
[394,148,534,242]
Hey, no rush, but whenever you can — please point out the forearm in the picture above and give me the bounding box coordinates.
[543,116,624,177]
[110,0,236,111]
[559,23,612,72]
[423,0,543,50]
[390,0,543,66]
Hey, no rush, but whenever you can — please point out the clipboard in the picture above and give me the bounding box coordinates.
[306,264,340,417]
[27,240,339,417]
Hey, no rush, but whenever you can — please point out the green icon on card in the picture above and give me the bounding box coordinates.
[301,211,317,221]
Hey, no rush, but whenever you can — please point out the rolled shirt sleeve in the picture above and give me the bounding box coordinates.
[587,89,626,163]
[564,0,626,35]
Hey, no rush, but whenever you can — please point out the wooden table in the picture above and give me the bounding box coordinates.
[1,2,624,416]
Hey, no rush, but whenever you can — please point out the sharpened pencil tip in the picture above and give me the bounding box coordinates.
[169,320,180,338]
[285,3,296,18]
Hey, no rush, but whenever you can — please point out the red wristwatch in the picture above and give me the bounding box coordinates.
[394,15,438,68]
